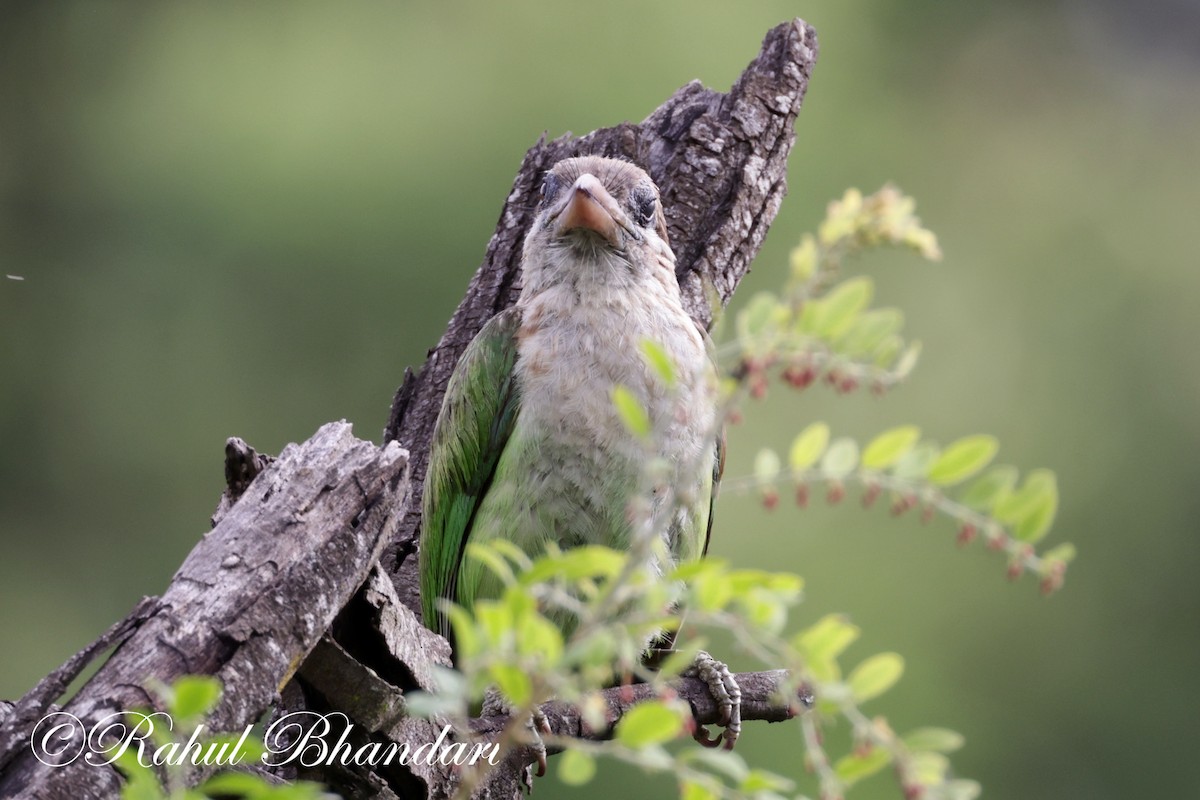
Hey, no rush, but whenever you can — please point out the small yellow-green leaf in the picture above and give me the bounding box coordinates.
[736,293,785,354]
[754,448,781,484]
[994,469,1056,525]
[795,614,860,662]
[958,466,1019,511]
[467,543,516,585]
[892,441,939,480]
[862,426,921,470]
[655,644,704,679]
[680,779,720,800]
[837,308,904,357]
[893,340,922,377]
[908,751,951,785]
[558,749,596,786]
[789,423,830,474]
[833,748,891,786]
[614,701,685,748]
[901,727,965,753]
[443,604,480,660]
[474,601,512,648]
[813,277,874,339]
[1014,474,1059,543]
[169,676,222,721]
[821,437,859,479]
[847,652,904,703]
[873,334,904,367]
[489,664,532,706]
[517,614,564,665]
[682,747,749,782]
[486,538,533,572]
[640,340,677,389]
[789,235,818,283]
[611,385,651,440]
[926,435,999,486]
[1041,543,1077,565]
[115,749,165,800]
[740,768,795,793]
[944,779,983,800]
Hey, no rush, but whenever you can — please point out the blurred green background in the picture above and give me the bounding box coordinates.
[2,1,1197,797]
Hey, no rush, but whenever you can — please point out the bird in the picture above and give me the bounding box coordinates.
[418,155,739,752]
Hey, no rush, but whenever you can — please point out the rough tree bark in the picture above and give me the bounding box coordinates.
[0,18,817,800]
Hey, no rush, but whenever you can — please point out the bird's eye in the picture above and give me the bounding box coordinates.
[540,173,561,207]
[630,188,657,228]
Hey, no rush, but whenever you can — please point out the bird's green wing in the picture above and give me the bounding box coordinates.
[698,327,725,558]
[700,430,726,558]
[419,307,522,640]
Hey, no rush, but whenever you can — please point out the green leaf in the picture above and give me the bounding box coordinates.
[682,747,749,782]
[198,772,274,795]
[789,423,830,474]
[655,644,704,679]
[958,466,1019,511]
[994,469,1056,526]
[893,340,922,377]
[820,437,859,479]
[944,779,983,800]
[901,727,965,753]
[1041,543,1077,565]
[741,768,795,793]
[170,675,222,721]
[862,426,921,470]
[908,751,950,785]
[873,334,903,367]
[489,664,532,706]
[521,545,626,584]
[516,614,564,666]
[754,448,781,484]
[681,779,721,800]
[116,749,165,800]
[558,749,597,785]
[813,277,874,339]
[789,235,818,283]
[486,537,534,572]
[1012,472,1058,543]
[847,652,904,703]
[640,340,677,388]
[611,385,652,440]
[614,701,685,748]
[467,543,516,585]
[445,604,480,660]
[892,441,940,480]
[836,308,904,357]
[736,293,785,354]
[926,435,999,486]
[474,602,512,648]
[795,614,860,662]
[834,748,891,786]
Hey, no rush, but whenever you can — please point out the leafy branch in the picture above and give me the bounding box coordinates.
[402,185,1073,800]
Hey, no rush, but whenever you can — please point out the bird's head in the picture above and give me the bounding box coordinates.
[520,156,675,294]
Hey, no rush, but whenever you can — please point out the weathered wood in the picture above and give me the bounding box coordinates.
[0,423,410,797]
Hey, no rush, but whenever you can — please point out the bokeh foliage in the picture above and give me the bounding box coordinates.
[2,2,1198,798]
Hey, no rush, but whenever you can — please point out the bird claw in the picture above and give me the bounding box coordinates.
[485,689,549,792]
[518,710,549,795]
[683,650,741,750]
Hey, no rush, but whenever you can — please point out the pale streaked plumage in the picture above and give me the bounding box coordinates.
[420,155,721,639]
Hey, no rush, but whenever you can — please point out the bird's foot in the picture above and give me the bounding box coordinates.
[683,650,741,750]
[483,688,550,792]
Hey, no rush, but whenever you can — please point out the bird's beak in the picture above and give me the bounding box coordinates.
[551,173,635,247]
